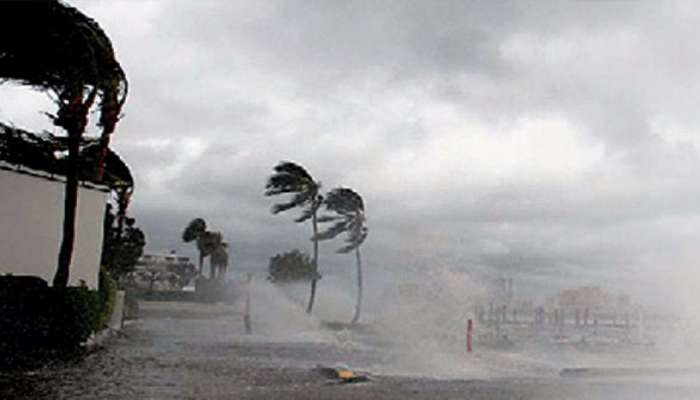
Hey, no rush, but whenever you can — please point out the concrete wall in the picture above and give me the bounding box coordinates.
[0,167,108,288]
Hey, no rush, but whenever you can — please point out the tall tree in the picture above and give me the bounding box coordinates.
[265,161,322,314]
[182,218,208,274]
[182,218,223,279]
[101,208,146,281]
[0,1,128,288]
[210,242,229,281]
[316,188,368,324]
[267,249,315,284]
[200,231,223,279]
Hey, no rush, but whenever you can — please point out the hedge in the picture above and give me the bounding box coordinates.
[0,269,118,368]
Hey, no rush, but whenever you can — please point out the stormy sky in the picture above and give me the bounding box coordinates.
[3,1,700,305]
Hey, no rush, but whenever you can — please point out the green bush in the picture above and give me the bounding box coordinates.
[267,249,318,283]
[0,273,116,368]
[46,286,103,350]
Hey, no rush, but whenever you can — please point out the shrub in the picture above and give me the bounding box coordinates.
[46,286,102,350]
[0,273,115,368]
[267,249,318,283]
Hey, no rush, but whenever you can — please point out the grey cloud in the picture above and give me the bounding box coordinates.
[5,0,698,302]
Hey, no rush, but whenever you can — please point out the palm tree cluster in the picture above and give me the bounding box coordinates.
[182,218,229,281]
[265,161,369,323]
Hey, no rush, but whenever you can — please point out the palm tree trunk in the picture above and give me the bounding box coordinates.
[52,88,97,288]
[94,91,120,182]
[306,211,319,314]
[52,134,80,288]
[351,247,363,324]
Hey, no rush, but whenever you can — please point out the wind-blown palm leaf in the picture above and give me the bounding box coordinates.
[314,220,349,241]
[183,218,206,242]
[0,3,127,96]
[0,1,128,131]
[265,163,316,194]
[324,188,364,216]
[338,227,368,254]
[272,191,313,214]
[318,187,368,252]
[317,215,341,223]
[265,161,321,221]
[294,205,317,223]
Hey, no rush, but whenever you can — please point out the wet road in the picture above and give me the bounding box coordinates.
[1,301,699,400]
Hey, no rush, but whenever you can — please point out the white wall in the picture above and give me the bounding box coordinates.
[0,168,108,288]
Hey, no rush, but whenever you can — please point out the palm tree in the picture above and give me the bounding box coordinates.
[182,218,208,274]
[0,1,128,288]
[200,231,223,279]
[316,188,368,324]
[210,242,229,281]
[265,161,322,314]
[182,218,224,279]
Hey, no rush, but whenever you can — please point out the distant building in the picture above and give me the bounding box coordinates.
[545,285,631,312]
[128,251,196,291]
[138,252,193,268]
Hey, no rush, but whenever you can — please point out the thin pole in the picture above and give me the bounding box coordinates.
[244,273,252,334]
[467,319,473,353]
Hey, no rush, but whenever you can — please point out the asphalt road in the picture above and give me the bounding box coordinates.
[1,301,698,400]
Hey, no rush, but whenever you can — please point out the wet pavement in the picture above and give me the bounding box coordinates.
[1,300,699,400]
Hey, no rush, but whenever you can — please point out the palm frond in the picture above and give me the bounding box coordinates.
[271,191,311,214]
[265,174,306,196]
[273,161,314,182]
[324,187,364,216]
[0,0,127,129]
[338,227,368,254]
[317,214,342,223]
[294,205,314,223]
[315,220,348,241]
[182,218,206,242]
[318,187,369,252]
[265,161,320,222]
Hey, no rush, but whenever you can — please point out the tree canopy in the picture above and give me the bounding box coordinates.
[101,206,146,280]
[0,0,127,136]
[317,187,368,253]
[267,249,317,284]
[265,161,321,222]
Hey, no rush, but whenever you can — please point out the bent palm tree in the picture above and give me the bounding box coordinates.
[183,218,208,274]
[0,1,128,287]
[265,161,322,314]
[316,188,368,324]
[182,218,223,279]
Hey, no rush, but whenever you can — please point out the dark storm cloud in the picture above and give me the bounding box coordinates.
[4,0,700,300]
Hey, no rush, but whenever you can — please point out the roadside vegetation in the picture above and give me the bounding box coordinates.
[0,268,118,368]
[267,249,316,284]
[0,1,133,368]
